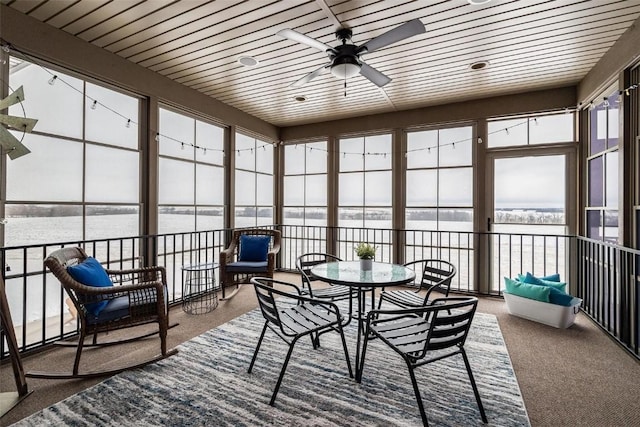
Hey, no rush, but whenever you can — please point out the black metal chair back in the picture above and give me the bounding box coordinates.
[411,259,456,298]
[295,252,342,297]
[378,259,456,310]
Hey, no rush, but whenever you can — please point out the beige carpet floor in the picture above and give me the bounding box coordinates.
[1,272,639,427]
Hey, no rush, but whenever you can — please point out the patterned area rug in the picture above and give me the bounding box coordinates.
[13,303,530,426]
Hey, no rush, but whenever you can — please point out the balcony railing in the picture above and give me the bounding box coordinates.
[1,225,638,361]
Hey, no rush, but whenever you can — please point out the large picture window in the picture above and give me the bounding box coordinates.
[234,132,274,227]
[158,107,225,234]
[283,141,327,226]
[338,134,392,229]
[585,86,620,243]
[5,56,141,246]
[406,125,474,233]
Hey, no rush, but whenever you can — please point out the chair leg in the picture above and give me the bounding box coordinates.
[248,322,268,373]
[342,295,353,327]
[310,332,319,349]
[461,349,488,423]
[337,326,353,378]
[159,321,168,356]
[72,329,87,376]
[269,338,298,406]
[356,327,370,383]
[406,361,429,427]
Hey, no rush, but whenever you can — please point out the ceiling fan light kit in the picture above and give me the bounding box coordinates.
[331,57,361,79]
[278,18,426,88]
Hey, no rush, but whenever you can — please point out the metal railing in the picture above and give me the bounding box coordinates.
[576,237,639,358]
[1,225,638,361]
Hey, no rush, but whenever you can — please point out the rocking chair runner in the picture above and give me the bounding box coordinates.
[219,228,281,300]
[26,247,177,379]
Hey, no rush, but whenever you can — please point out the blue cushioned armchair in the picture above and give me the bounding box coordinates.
[219,228,281,299]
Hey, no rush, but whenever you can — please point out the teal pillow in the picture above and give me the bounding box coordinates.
[67,257,113,316]
[504,277,550,302]
[522,272,567,293]
[548,287,574,306]
[539,273,561,282]
[238,235,270,262]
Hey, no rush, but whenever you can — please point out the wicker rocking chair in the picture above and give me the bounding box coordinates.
[26,247,177,379]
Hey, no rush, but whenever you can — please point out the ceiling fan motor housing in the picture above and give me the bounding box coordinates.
[335,28,353,42]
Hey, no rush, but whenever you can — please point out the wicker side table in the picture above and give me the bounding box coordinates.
[181,263,219,314]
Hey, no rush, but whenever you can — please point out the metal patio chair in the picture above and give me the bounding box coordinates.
[358,297,487,426]
[377,259,456,310]
[248,277,353,405]
[296,252,356,322]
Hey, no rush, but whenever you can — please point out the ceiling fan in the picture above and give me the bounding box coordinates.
[277,18,426,88]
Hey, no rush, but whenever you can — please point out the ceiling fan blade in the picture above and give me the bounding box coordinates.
[358,18,426,54]
[360,63,391,87]
[291,63,330,87]
[277,29,334,53]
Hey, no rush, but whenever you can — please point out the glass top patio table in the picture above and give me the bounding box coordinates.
[310,261,415,380]
[309,261,416,288]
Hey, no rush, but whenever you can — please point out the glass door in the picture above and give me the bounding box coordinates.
[487,151,571,292]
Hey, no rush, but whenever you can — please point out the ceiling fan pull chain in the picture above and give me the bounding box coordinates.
[344,78,347,97]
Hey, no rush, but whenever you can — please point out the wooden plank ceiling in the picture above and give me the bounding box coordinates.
[3,0,640,127]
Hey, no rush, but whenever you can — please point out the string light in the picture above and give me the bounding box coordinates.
[1,44,10,53]
[603,98,610,108]
[8,42,593,160]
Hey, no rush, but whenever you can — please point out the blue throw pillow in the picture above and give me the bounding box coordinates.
[67,257,113,316]
[504,277,550,303]
[548,287,575,307]
[521,272,567,293]
[238,235,270,262]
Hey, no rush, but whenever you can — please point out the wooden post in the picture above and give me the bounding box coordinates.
[0,276,31,417]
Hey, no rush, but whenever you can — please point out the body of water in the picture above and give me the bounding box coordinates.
[3,215,570,329]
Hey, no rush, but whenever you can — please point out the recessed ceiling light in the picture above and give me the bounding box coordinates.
[294,95,307,102]
[237,56,259,67]
[467,0,492,4]
[469,60,490,70]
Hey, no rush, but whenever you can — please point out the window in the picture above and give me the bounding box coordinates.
[234,132,274,227]
[158,107,225,234]
[283,141,327,226]
[585,86,620,243]
[405,126,473,232]
[5,56,141,246]
[338,134,392,228]
[488,112,574,148]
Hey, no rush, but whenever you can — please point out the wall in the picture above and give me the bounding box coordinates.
[280,87,577,141]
